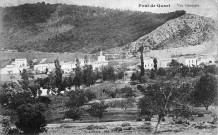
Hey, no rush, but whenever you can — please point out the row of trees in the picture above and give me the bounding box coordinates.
[36,59,124,94]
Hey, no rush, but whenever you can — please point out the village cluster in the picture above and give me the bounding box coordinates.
[0,50,216,75]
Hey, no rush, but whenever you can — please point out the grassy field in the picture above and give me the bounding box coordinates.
[40,106,218,135]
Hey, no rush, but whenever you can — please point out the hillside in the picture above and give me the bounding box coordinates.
[0,3,186,53]
[127,14,216,52]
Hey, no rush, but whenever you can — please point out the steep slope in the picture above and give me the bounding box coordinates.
[129,14,215,51]
[0,3,186,53]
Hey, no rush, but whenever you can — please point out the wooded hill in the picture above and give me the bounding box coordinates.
[0,2,186,53]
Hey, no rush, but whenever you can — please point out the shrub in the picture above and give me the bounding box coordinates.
[37,96,51,107]
[131,72,138,81]
[121,122,131,127]
[111,127,122,132]
[144,117,151,121]
[136,118,142,121]
[140,75,148,83]
[117,70,124,80]
[198,113,204,117]
[157,67,166,76]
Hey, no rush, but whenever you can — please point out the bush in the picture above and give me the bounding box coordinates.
[86,125,107,130]
[198,113,204,117]
[37,96,51,107]
[117,70,124,80]
[136,118,142,121]
[15,104,46,134]
[121,122,131,127]
[111,127,122,132]
[144,117,151,121]
[140,75,148,83]
[131,72,138,81]
[157,67,166,76]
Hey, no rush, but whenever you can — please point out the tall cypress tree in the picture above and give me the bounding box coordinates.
[139,46,144,77]
[153,58,157,73]
[54,59,62,93]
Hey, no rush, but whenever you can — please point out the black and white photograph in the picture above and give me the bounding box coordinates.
[0,0,217,134]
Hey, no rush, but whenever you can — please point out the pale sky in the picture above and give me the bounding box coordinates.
[0,0,217,19]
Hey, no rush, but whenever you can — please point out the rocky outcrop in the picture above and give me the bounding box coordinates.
[130,14,215,51]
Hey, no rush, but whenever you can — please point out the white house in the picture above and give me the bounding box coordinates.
[14,58,28,67]
[61,62,76,74]
[177,56,197,67]
[34,63,55,73]
[0,58,29,75]
[196,55,215,65]
[143,57,154,70]
[0,65,20,74]
[176,55,215,67]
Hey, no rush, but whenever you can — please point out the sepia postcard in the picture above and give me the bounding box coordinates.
[0,0,217,135]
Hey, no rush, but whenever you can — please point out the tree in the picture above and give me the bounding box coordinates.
[157,67,166,76]
[76,58,80,67]
[168,59,180,68]
[0,82,35,110]
[101,66,116,81]
[83,65,95,87]
[140,75,148,83]
[84,55,89,64]
[20,69,30,87]
[119,98,135,110]
[54,59,63,93]
[87,101,107,122]
[204,65,217,74]
[139,46,144,77]
[120,86,136,98]
[138,80,192,132]
[73,66,83,89]
[150,69,156,79]
[85,89,96,101]
[62,77,72,89]
[153,58,157,73]
[64,107,84,121]
[131,72,138,81]
[65,90,88,108]
[94,68,102,80]
[167,59,181,78]
[15,103,46,134]
[192,74,217,110]
[117,70,124,80]
[179,65,189,77]
[190,66,203,77]
[28,60,34,69]
[0,82,52,110]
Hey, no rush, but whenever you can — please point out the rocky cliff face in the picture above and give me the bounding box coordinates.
[129,14,215,52]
